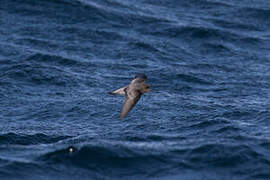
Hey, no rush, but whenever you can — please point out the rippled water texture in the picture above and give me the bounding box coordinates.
[1,0,270,179]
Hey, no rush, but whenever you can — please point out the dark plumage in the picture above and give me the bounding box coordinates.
[109,74,151,118]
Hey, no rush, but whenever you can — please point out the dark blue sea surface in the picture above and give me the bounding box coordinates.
[1,0,270,179]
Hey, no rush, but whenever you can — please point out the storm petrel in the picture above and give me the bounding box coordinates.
[109,74,151,118]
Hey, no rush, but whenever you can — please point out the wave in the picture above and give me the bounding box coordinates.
[2,64,73,87]
[1,54,82,87]
[124,134,187,142]
[25,53,84,67]
[33,142,270,179]
[145,0,232,9]
[197,42,236,57]
[177,73,213,85]
[188,119,230,129]
[236,7,270,24]
[183,63,239,73]
[38,143,174,178]
[9,0,170,26]
[212,18,261,32]
[0,133,71,145]
[143,23,239,44]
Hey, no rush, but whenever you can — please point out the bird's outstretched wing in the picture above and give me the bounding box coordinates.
[120,90,141,119]
[109,86,127,95]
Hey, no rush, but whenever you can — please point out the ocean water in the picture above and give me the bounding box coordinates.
[1,0,270,179]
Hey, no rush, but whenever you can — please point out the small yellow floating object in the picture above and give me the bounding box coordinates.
[69,147,74,153]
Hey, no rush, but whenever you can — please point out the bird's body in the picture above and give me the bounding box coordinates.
[109,74,151,118]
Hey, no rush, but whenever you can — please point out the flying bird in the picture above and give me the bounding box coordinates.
[109,74,151,118]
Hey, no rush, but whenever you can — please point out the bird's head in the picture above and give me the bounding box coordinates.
[134,73,147,80]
